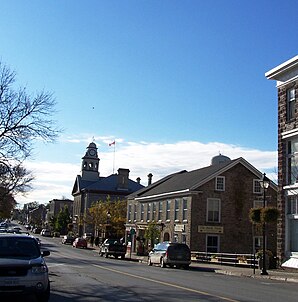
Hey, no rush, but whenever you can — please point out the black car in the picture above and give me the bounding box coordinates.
[148,242,191,269]
[0,234,50,301]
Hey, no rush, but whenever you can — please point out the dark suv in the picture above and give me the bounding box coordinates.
[148,242,191,269]
[0,234,50,301]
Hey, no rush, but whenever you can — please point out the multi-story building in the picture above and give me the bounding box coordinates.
[266,55,298,268]
[126,155,277,256]
[46,198,73,225]
[72,142,144,236]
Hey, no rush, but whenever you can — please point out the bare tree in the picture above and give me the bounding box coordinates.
[0,61,60,199]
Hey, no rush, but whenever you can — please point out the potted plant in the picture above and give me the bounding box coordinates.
[249,208,262,224]
[237,255,247,264]
[261,207,280,223]
[210,254,218,262]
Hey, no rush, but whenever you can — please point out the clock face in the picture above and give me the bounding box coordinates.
[89,149,96,156]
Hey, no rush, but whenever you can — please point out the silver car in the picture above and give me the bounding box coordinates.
[148,242,191,269]
[0,234,50,301]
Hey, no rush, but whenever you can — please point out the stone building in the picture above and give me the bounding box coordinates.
[72,142,144,236]
[126,155,277,255]
[266,55,298,268]
[46,198,73,226]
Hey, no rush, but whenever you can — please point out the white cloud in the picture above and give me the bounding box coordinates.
[15,139,277,206]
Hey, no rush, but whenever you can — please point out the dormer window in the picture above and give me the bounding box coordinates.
[215,176,225,191]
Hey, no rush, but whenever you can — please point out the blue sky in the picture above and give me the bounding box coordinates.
[0,0,297,206]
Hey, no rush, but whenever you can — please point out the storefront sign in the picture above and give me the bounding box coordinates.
[174,224,185,232]
[198,225,224,234]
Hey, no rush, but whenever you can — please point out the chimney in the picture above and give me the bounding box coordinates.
[136,177,141,184]
[147,173,153,186]
[117,168,130,189]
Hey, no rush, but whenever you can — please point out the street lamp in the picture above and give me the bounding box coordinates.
[106,211,111,238]
[259,173,270,275]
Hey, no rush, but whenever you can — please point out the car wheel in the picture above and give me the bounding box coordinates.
[105,253,109,258]
[148,258,152,266]
[99,252,103,257]
[121,255,125,260]
[36,281,50,302]
[115,255,119,259]
[160,258,166,268]
[183,264,190,270]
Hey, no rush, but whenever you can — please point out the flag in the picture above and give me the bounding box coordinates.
[109,141,115,146]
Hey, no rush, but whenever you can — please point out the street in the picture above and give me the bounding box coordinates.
[22,236,297,302]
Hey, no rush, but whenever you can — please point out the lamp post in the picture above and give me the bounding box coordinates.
[106,211,111,238]
[259,173,270,275]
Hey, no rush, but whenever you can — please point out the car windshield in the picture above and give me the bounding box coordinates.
[0,237,40,259]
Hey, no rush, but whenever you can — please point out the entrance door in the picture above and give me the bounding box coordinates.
[290,220,298,252]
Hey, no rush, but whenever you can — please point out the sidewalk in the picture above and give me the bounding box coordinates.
[89,244,298,283]
[126,253,298,283]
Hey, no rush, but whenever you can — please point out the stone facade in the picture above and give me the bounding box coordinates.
[266,55,298,268]
[126,156,277,255]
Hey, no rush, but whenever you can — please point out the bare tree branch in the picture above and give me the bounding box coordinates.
[0,60,61,201]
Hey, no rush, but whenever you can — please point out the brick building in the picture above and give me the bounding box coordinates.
[126,155,277,255]
[266,55,298,268]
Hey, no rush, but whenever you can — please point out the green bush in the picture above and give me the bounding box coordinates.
[249,208,262,224]
[261,207,280,223]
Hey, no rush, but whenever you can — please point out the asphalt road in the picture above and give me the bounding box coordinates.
[28,236,297,302]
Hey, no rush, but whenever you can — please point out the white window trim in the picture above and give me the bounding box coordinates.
[253,179,262,194]
[206,198,221,223]
[206,234,220,253]
[215,176,225,191]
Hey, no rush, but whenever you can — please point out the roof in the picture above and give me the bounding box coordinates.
[265,55,298,80]
[72,174,144,196]
[128,157,277,201]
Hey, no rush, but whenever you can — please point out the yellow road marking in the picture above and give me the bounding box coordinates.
[93,264,239,302]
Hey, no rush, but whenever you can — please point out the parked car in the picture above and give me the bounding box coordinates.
[0,233,50,301]
[40,229,51,237]
[72,237,87,249]
[148,242,191,269]
[83,233,93,241]
[62,235,75,245]
[32,227,42,234]
[99,238,127,259]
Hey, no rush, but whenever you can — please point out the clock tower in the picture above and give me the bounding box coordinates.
[81,142,100,181]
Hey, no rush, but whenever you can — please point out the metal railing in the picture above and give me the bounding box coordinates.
[191,251,258,268]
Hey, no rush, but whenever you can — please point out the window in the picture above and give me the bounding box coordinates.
[287,88,295,121]
[174,199,179,221]
[166,200,171,221]
[152,202,156,221]
[287,139,298,185]
[216,176,225,191]
[141,204,144,221]
[288,196,298,214]
[207,198,220,222]
[128,204,132,222]
[133,204,137,221]
[158,201,163,221]
[253,236,263,253]
[253,179,262,194]
[147,203,151,221]
[254,200,266,208]
[206,235,219,253]
[182,198,188,221]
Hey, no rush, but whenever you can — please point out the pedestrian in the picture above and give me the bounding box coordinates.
[95,236,99,247]
[90,234,94,247]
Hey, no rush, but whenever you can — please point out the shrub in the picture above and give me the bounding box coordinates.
[249,208,262,224]
[261,207,280,223]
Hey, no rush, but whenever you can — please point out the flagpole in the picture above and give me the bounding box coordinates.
[112,142,116,174]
